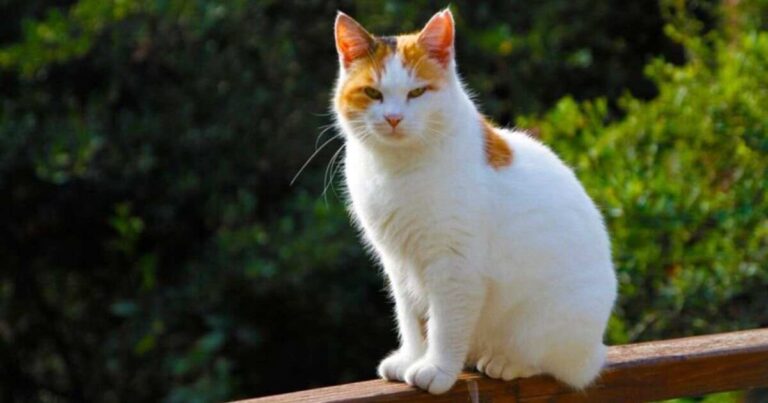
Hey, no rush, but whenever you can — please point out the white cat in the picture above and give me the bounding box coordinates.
[332,8,617,395]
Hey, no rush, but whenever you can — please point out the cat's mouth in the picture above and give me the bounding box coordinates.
[384,127,406,139]
[367,123,425,147]
[372,123,408,142]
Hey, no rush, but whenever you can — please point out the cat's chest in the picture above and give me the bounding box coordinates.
[347,168,461,260]
[349,173,435,229]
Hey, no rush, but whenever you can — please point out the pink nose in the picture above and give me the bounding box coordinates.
[384,114,403,128]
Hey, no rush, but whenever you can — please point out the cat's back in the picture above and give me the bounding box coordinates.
[488,128,593,210]
[483,127,614,285]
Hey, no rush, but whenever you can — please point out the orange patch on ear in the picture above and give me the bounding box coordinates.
[482,118,513,169]
[397,34,446,82]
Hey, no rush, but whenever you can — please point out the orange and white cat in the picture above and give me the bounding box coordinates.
[333,9,617,394]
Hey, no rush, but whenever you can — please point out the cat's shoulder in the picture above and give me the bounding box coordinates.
[493,127,559,161]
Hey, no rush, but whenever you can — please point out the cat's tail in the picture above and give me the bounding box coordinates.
[547,343,606,389]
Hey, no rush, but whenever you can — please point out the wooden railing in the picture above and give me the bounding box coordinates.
[240,328,768,402]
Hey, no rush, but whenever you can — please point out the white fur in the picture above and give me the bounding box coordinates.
[333,34,617,395]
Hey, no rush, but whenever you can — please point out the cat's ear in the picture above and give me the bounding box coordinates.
[335,12,374,69]
[418,8,455,67]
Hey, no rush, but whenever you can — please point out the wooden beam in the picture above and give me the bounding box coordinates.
[238,328,768,402]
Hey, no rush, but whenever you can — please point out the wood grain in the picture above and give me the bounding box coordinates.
[236,328,768,402]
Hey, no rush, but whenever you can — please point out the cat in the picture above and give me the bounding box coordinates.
[332,8,617,395]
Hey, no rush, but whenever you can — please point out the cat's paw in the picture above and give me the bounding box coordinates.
[378,351,419,382]
[403,358,457,394]
[476,355,536,381]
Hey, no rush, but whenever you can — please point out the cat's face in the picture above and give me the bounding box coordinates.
[334,10,455,147]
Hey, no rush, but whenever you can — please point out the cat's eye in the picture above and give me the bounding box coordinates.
[408,86,429,99]
[363,87,383,100]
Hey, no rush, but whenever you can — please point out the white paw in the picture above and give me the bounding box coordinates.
[476,355,536,381]
[378,351,419,382]
[404,358,457,394]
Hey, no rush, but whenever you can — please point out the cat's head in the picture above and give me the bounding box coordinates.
[333,9,456,147]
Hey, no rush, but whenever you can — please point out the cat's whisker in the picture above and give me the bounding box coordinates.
[322,144,337,197]
[328,146,347,198]
[315,122,339,149]
[312,110,336,117]
[290,133,341,186]
[322,143,346,204]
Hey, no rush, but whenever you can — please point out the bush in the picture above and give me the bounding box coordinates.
[0,0,763,401]
[518,3,768,343]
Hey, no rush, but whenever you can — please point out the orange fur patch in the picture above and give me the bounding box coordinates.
[337,40,393,117]
[337,34,449,117]
[482,118,513,169]
[397,34,446,83]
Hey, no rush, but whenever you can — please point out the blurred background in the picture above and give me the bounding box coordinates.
[0,0,766,401]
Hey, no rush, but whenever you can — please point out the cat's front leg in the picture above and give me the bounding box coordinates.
[404,257,484,394]
[378,270,426,382]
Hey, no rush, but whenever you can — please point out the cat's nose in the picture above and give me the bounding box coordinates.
[384,114,403,128]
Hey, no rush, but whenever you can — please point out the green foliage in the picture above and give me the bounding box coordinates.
[518,5,768,342]
[0,0,249,77]
[0,0,764,402]
[662,390,742,403]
